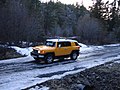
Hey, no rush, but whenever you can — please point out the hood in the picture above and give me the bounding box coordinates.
[33,45,54,51]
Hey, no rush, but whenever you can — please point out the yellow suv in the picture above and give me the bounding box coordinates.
[31,39,80,63]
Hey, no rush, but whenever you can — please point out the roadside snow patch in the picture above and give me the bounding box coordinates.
[78,43,104,54]
[113,55,120,63]
[104,44,120,47]
[80,45,104,54]
[29,86,49,90]
[11,46,33,56]
[38,86,49,90]
[80,46,93,53]
[78,43,88,48]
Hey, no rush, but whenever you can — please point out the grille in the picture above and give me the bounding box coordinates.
[33,49,38,53]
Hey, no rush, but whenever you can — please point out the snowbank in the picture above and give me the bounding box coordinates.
[11,46,33,56]
[78,43,88,48]
[79,43,104,54]
[29,86,49,90]
[104,44,120,47]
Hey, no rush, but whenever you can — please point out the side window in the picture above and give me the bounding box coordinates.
[64,42,71,47]
[58,42,71,47]
[74,42,79,46]
[45,41,56,47]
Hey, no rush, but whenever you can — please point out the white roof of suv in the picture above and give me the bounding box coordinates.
[47,39,78,42]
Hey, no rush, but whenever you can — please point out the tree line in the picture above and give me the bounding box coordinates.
[0,0,120,45]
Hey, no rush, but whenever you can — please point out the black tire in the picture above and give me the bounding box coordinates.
[70,51,78,60]
[44,54,54,64]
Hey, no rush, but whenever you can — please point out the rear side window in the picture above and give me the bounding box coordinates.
[74,42,79,46]
[57,42,71,47]
[64,42,71,47]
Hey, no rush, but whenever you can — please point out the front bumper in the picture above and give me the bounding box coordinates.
[31,51,44,59]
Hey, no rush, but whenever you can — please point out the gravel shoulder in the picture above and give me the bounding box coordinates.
[38,61,120,90]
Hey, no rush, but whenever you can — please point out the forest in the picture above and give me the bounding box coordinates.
[0,0,120,45]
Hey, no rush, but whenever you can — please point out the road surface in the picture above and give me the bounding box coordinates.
[0,44,120,90]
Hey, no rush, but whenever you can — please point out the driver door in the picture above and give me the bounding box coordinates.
[55,42,71,56]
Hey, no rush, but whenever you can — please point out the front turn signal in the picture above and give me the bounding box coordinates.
[40,50,45,54]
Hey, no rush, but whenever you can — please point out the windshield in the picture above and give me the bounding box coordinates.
[45,41,56,47]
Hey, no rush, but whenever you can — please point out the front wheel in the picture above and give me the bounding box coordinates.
[70,51,78,60]
[44,54,54,64]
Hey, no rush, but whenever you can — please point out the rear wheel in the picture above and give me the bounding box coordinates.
[44,54,54,64]
[70,51,78,60]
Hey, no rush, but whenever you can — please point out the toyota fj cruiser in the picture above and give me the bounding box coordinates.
[31,39,80,63]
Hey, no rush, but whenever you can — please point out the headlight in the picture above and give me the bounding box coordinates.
[38,50,40,53]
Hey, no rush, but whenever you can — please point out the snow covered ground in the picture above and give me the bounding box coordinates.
[10,46,33,56]
[0,43,120,90]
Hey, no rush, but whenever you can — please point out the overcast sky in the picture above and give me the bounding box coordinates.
[40,0,114,9]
